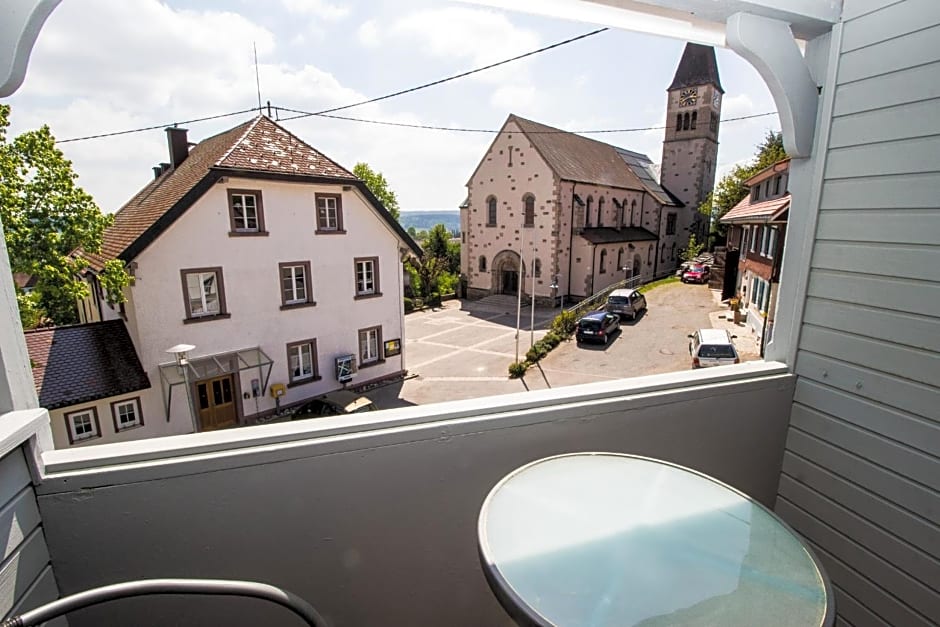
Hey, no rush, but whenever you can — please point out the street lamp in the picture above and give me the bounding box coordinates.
[166,343,198,433]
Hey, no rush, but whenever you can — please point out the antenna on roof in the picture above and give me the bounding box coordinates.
[253,42,262,113]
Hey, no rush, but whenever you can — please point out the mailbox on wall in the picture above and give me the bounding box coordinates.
[335,355,356,383]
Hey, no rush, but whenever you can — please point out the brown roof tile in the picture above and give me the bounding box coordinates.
[85,116,360,271]
[721,194,790,223]
[509,115,678,206]
[24,320,150,410]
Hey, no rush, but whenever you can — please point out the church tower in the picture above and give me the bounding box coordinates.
[660,43,723,243]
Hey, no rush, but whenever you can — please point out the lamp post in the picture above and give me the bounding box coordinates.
[166,343,198,433]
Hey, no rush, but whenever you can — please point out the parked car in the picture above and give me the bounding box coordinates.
[576,312,621,345]
[688,329,740,368]
[681,264,710,284]
[291,390,377,419]
[606,288,647,320]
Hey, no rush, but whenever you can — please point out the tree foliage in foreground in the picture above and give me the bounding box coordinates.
[353,162,400,222]
[698,130,787,238]
[0,104,130,327]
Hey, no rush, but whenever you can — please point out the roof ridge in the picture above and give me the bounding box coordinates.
[215,115,264,166]
[23,319,125,334]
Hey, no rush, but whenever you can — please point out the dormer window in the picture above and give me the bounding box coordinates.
[774,175,782,195]
[751,186,760,202]
[228,190,266,235]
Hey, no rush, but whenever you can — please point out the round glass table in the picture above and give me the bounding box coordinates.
[478,453,833,627]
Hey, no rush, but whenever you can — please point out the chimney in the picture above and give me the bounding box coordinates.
[166,127,190,169]
[153,166,163,179]
[159,162,171,174]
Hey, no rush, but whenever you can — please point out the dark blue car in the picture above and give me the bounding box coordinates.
[576,312,620,345]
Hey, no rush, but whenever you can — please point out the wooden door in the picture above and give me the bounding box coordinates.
[195,375,237,431]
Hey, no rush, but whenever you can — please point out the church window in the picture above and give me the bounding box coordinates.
[631,199,637,226]
[661,243,667,263]
[648,246,653,265]
[534,259,542,278]
[479,256,487,272]
[523,194,535,227]
[671,243,676,260]
[666,213,677,235]
[682,112,690,131]
[597,198,605,227]
[617,248,624,269]
[599,250,607,274]
[675,114,682,131]
[691,111,697,130]
[585,196,594,227]
[486,196,498,226]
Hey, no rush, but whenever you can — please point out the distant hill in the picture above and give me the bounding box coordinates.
[400,210,460,234]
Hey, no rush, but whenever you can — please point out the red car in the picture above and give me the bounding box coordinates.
[681,264,710,284]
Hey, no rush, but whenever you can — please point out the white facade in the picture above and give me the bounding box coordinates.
[52,176,408,448]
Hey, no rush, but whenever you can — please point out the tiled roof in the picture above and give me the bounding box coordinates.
[720,194,790,223]
[580,226,659,244]
[509,115,678,205]
[24,320,151,410]
[668,43,724,93]
[217,116,355,179]
[85,116,359,271]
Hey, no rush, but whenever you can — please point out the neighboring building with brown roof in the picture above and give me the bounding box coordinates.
[720,158,791,343]
[24,320,151,445]
[461,43,723,302]
[67,115,419,448]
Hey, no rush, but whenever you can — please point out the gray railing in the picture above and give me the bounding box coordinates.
[565,270,674,318]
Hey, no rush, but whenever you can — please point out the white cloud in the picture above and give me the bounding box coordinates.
[281,0,350,20]
[357,20,380,48]
[490,85,537,112]
[385,7,540,84]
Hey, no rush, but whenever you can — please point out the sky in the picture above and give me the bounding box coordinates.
[4,0,780,213]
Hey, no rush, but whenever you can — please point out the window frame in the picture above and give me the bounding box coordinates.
[180,267,228,323]
[599,249,607,274]
[279,261,315,309]
[486,196,498,227]
[354,257,381,299]
[65,407,101,444]
[479,256,487,273]
[286,338,320,386]
[315,193,345,233]
[665,213,677,235]
[111,397,143,432]
[227,189,266,236]
[523,194,535,228]
[358,326,384,368]
[597,197,605,227]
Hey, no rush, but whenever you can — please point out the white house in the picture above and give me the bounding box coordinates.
[40,115,419,448]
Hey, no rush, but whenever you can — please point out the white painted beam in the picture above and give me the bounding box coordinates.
[0,0,60,98]
[726,12,820,157]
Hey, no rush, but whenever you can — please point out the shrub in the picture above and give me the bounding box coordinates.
[542,332,561,348]
[508,361,528,378]
[403,297,414,313]
[551,310,578,336]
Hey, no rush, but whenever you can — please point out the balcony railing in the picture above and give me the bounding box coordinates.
[2,362,795,626]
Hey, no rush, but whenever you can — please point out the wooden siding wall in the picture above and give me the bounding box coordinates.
[776,1,940,626]
[0,447,64,625]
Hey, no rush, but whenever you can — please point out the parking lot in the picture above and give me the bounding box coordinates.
[369,282,758,408]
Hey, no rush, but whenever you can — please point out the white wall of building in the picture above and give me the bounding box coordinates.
[66,176,407,445]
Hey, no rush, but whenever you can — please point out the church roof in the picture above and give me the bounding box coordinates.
[507,115,678,206]
[668,43,724,93]
[579,226,659,244]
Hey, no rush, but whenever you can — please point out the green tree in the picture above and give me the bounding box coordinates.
[407,225,418,238]
[353,162,400,222]
[426,223,450,259]
[699,130,787,238]
[406,254,445,301]
[681,233,706,262]
[445,239,461,275]
[0,105,131,327]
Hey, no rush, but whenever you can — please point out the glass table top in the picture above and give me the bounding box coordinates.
[478,453,831,627]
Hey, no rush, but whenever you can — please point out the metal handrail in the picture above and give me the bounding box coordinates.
[0,579,328,626]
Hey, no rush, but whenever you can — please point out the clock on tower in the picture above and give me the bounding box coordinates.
[679,87,698,107]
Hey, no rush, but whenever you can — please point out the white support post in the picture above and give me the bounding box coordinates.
[0,219,39,414]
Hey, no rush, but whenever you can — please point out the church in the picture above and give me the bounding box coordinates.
[460,43,723,304]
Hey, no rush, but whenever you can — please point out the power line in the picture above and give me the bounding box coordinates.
[53,27,608,145]
[55,108,259,144]
[276,108,778,134]
[277,27,609,122]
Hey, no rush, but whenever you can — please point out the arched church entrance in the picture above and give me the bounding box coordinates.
[492,250,524,296]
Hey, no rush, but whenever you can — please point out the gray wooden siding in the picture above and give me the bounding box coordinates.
[777,1,940,625]
[0,448,63,625]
